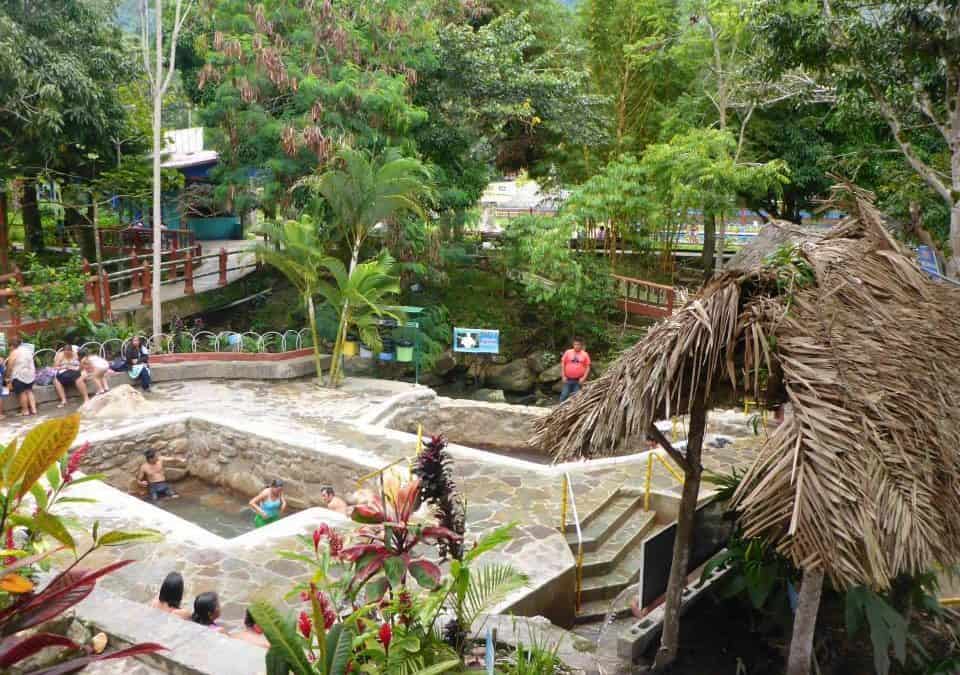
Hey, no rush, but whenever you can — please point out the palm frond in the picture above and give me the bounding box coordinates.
[462,563,529,628]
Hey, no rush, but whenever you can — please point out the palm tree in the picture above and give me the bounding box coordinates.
[296,148,433,273]
[317,251,402,386]
[253,217,330,381]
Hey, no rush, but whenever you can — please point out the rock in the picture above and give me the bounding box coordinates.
[526,351,557,374]
[486,359,536,393]
[164,467,189,482]
[470,388,506,403]
[79,385,160,419]
[432,350,457,376]
[343,357,376,376]
[418,373,443,387]
[552,380,564,394]
[538,362,562,384]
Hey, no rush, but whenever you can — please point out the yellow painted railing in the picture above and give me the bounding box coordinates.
[942,597,960,607]
[643,452,685,512]
[558,473,584,613]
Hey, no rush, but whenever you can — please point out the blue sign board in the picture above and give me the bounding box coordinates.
[917,245,941,276]
[453,328,500,354]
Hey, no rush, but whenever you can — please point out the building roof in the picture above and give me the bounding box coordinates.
[535,187,960,590]
[160,127,219,170]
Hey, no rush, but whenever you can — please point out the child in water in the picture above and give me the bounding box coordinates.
[249,479,286,527]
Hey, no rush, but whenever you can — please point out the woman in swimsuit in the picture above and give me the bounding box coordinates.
[149,572,191,618]
[80,350,111,395]
[53,345,88,408]
[249,479,286,527]
[191,592,225,633]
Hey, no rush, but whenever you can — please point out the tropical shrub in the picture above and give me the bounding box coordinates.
[10,254,88,321]
[251,436,527,673]
[0,414,165,672]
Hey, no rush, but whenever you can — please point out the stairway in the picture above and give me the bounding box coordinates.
[565,488,658,624]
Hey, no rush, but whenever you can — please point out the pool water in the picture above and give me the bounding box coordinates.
[153,478,265,538]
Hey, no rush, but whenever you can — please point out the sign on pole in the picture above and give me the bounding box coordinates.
[453,328,499,354]
[917,245,941,277]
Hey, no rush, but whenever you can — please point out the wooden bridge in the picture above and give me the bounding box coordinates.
[0,239,257,336]
[612,274,679,320]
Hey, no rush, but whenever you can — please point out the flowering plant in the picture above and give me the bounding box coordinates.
[251,436,527,673]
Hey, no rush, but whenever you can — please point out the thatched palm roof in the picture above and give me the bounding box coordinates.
[535,195,960,590]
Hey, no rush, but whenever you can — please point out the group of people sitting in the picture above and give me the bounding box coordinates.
[150,572,268,648]
[0,335,153,417]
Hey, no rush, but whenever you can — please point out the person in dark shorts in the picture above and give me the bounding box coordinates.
[5,336,36,416]
[53,344,88,408]
[137,449,178,501]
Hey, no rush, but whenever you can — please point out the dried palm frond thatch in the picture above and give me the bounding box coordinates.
[534,193,960,590]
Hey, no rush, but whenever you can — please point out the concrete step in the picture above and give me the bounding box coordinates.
[565,490,644,553]
[574,596,634,625]
[580,510,657,577]
[579,536,648,604]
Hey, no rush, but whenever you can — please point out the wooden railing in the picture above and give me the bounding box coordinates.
[61,225,200,258]
[612,274,676,319]
[0,247,257,335]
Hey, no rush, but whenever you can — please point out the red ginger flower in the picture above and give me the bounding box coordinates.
[65,442,90,483]
[298,611,312,638]
[312,523,344,558]
[378,622,392,649]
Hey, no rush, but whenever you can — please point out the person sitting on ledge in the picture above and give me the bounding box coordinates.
[250,479,286,527]
[123,335,151,392]
[319,485,349,515]
[137,449,179,501]
[80,350,111,396]
[53,344,88,409]
[191,592,225,633]
[150,571,191,618]
[232,609,269,648]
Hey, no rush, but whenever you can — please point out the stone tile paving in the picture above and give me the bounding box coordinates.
[2,377,764,670]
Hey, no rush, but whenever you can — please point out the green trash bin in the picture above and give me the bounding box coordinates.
[396,339,414,363]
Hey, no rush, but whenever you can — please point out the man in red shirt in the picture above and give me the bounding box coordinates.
[560,337,591,402]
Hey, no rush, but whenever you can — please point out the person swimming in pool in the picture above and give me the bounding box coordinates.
[249,479,287,527]
[137,449,179,501]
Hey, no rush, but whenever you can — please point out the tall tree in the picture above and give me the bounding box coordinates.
[755,0,960,274]
[0,0,131,255]
[140,0,193,336]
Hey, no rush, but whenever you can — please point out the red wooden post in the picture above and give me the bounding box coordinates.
[666,287,675,316]
[141,260,152,305]
[130,253,141,290]
[100,269,112,318]
[89,274,102,321]
[10,293,20,332]
[218,247,228,287]
[82,259,94,304]
[169,248,180,280]
[184,253,195,295]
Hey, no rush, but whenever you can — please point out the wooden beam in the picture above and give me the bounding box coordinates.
[648,423,690,473]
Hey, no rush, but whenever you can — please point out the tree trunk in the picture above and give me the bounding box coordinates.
[654,387,709,670]
[78,199,97,261]
[947,204,960,277]
[701,212,716,281]
[306,294,323,382]
[21,179,43,253]
[0,187,9,273]
[909,202,946,271]
[786,568,824,675]
[328,303,349,387]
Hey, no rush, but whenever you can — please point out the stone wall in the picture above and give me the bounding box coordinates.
[79,418,372,508]
[385,396,551,455]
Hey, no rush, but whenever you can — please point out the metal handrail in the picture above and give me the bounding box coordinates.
[643,452,685,512]
[560,473,585,613]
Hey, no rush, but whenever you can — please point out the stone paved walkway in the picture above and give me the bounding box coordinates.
[0,377,765,666]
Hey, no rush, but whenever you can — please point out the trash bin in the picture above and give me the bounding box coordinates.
[343,333,359,358]
[395,339,414,363]
[379,337,395,362]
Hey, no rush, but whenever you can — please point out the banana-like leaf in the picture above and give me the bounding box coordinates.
[413,659,462,675]
[325,623,354,675]
[26,642,166,675]
[97,529,164,547]
[249,601,314,675]
[266,647,291,675]
[11,511,75,550]
[7,415,80,496]
[0,632,80,668]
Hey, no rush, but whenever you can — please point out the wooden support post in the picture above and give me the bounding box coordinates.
[218,247,228,287]
[131,253,141,290]
[10,293,20,332]
[168,248,179,280]
[82,259,94,304]
[184,253,195,295]
[141,261,152,305]
[100,269,111,318]
[89,272,102,321]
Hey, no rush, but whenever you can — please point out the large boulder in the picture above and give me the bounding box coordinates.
[79,385,159,419]
[538,362,563,384]
[432,350,457,377]
[526,351,557,374]
[485,359,536,393]
[470,388,506,403]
